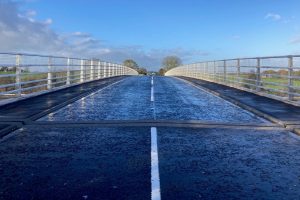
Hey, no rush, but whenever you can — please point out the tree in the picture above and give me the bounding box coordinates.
[162,56,182,71]
[123,59,139,70]
[277,69,288,76]
[123,59,149,75]
[0,66,8,72]
[263,70,276,75]
[138,68,147,75]
[158,68,166,76]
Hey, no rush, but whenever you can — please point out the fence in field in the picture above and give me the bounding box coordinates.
[0,52,138,101]
[165,55,300,104]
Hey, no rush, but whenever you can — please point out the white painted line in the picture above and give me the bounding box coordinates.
[151,76,154,102]
[151,87,154,102]
[151,127,161,200]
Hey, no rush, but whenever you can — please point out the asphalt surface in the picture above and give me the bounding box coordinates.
[1,76,300,200]
[0,76,126,120]
[158,127,300,199]
[41,76,153,121]
[178,76,300,124]
[0,127,151,200]
[41,76,263,123]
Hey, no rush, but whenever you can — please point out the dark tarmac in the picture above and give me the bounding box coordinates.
[41,76,263,123]
[0,76,126,121]
[1,76,300,200]
[179,76,300,124]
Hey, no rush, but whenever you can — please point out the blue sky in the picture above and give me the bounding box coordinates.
[1,0,300,70]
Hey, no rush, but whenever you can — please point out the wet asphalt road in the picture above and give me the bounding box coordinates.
[158,128,300,199]
[41,76,263,122]
[1,76,300,199]
[0,127,151,200]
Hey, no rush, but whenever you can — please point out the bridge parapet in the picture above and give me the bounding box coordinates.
[166,55,300,105]
[0,52,138,102]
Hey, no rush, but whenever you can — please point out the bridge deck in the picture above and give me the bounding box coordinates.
[179,77,300,126]
[1,76,300,199]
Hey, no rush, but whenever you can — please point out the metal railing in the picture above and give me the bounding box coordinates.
[166,55,300,105]
[0,52,138,101]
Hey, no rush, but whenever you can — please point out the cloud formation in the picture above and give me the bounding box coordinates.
[0,0,209,70]
[265,13,282,21]
[289,35,300,44]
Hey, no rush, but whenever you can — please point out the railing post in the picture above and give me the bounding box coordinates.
[224,60,227,83]
[15,54,21,96]
[113,64,116,76]
[288,56,294,100]
[114,64,116,76]
[100,61,103,78]
[103,62,107,77]
[193,64,195,78]
[107,62,110,77]
[47,57,52,90]
[213,61,216,82]
[80,59,84,82]
[108,62,111,77]
[66,58,70,85]
[237,59,240,87]
[199,64,202,79]
[205,62,208,80]
[107,63,109,77]
[256,58,261,91]
[98,61,101,79]
[111,63,113,76]
[90,59,94,80]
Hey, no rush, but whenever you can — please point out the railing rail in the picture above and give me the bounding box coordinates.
[0,52,138,101]
[165,55,300,105]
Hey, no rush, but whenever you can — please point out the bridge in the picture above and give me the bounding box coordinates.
[0,53,300,199]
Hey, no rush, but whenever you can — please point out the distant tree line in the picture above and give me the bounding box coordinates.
[158,56,182,76]
[0,66,29,73]
[123,56,183,76]
[123,59,147,75]
[262,69,300,76]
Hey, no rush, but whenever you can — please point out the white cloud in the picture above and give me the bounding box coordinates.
[0,0,209,70]
[25,10,37,17]
[289,35,300,44]
[44,18,52,25]
[265,13,282,21]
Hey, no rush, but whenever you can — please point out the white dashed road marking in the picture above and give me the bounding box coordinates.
[151,127,161,200]
[151,76,161,200]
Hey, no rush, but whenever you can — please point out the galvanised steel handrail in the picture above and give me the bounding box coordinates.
[0,52,138,101]
[166,55,300,105]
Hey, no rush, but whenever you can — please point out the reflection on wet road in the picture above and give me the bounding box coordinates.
[41,76,263,123]
[1,76,300,200]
